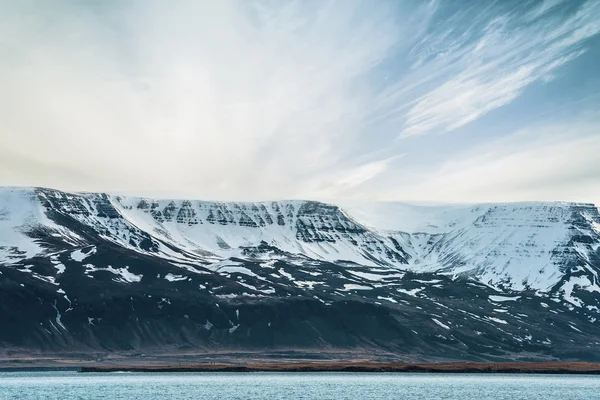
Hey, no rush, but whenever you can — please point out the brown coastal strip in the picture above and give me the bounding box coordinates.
[80,362,600,374]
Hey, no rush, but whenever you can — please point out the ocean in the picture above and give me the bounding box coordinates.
[1,371,599,399]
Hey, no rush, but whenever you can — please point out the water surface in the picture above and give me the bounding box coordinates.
[1,371,599,399]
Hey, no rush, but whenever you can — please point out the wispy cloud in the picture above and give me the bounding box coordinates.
[384,0,600,136]
[380,110,600,204]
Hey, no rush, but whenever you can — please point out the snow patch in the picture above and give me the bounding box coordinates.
[105,266,142,283]
[560,276,600,307]
[294,281,320,289]
[397,287,424,297]
[342,284,372,291]
[489,295,520,302]
[54,263,66,274]
[349,270,404,281]
[487,316,508,324]
[377,296,397,303]
[278,268,294,280]
[218,266,262,279]
[432,318,450,330]
[165,273,188,282]
[71,247,96,262]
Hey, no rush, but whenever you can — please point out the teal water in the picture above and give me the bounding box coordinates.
[1,371,599,399]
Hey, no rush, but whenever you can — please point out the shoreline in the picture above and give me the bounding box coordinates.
[78,362,600,374]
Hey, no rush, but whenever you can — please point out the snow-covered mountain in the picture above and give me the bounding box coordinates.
[344,201,600,292]
[4,187,599,292]
[2,186,600,361]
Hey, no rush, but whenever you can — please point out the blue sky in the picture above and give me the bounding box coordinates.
[0,0,599,203]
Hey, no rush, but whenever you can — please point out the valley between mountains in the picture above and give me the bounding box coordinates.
[2,187,600,363]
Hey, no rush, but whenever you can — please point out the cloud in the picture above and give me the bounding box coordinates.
[397,0,600,136]
[381,111,600,204]
[0,0,411,199]
[0,0,598,202]
[305,156,400,200]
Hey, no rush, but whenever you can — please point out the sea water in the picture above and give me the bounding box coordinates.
[1,371,599,399]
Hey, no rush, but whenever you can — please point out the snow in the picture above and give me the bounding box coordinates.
[489,295,521,302]
[83,264,98,277]
[300,270,322,276]
[341,201,600,292]
[110,196,397,268]
[217,265,261,279]
[278,269,294,280]
[294,281,320,289]
[414,279,443,284]
[339,201,476,234]
[342,284,372,291]
[21,269,57,285]
[397,287,424,297]
[349,270,404,281]
[237,281,258,291]
[71,247,96,262]
[52,301,66,330]
[54,263,66,274]
[487,317,508,324]
[216,294,238,299]
[432,318,450,330]
[260,260,277,269]
[3,187,600,299]
[377,296,397,303]
[0,188,91,265]
[560,276,600,307]
[170,262,211,275]
[105,266,142,283]
[63,295,72,310]
[165,273,188,282]
[0,188,54,264]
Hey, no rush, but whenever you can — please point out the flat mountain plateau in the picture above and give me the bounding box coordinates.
[2,187,600,364]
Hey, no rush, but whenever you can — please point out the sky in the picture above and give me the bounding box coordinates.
[1,0,599,204]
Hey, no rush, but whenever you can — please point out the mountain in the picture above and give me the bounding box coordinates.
[1,186,600,363]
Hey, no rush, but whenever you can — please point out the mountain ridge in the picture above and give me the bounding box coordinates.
[2,186,600,361]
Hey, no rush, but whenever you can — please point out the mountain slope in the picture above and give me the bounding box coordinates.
[1,187,600,362]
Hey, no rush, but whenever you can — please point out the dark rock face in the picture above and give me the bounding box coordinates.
[1,187,600,361]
